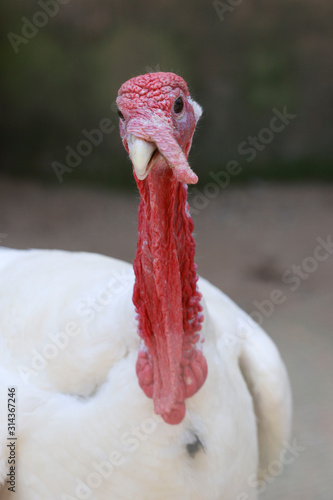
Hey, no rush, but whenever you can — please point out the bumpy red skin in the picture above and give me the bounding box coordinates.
[117,73,207,425]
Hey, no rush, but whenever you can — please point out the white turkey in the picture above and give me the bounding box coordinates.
[0,72,291,500]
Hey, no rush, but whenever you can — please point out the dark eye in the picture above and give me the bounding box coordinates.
[118,110,125,120]
[173,97,184,114]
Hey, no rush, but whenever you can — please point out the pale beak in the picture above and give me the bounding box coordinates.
[127,134,156,180]
[126,118,198,185]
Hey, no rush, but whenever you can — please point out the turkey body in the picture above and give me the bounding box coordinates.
[0,248,291,500]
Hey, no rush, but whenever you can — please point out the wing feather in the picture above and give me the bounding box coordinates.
[238,316,292,480]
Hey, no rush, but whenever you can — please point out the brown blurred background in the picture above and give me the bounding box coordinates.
[1,1,332,498]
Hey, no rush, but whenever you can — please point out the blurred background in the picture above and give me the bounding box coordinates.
[1,0,333,184]
[1,1,332,498]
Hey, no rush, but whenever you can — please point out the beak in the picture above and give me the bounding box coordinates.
[127,134,156,180]
[126,117,198,185]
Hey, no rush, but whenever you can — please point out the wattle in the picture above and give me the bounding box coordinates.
[133,165,207,424]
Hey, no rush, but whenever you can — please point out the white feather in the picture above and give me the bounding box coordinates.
[188,97,203,123]
[0,249,291,500]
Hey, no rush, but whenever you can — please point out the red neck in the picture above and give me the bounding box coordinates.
[133,163,206,424]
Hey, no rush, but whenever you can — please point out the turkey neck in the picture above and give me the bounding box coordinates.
[133,162,204,423]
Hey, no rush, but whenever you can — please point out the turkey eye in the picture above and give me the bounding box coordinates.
[173,97,184,114]
[118,110,125,120]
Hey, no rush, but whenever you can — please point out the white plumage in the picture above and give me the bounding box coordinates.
[0,248,291,499]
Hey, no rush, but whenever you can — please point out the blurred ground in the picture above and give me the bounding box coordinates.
[1,175,332,499]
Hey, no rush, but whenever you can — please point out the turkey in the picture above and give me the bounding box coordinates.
[0,72,291,500]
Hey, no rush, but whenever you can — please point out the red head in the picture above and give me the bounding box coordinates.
[117,72,202,184]
[117,73,206,425]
